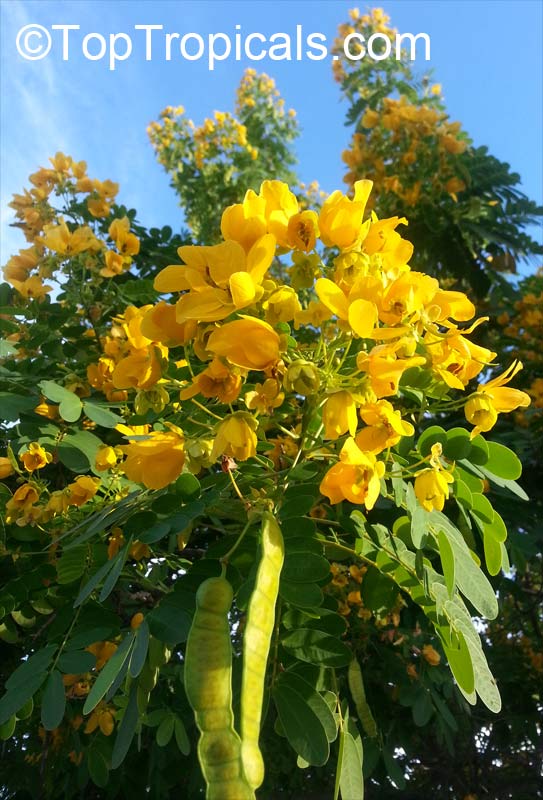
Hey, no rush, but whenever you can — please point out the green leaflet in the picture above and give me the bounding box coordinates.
[352,516,501,713]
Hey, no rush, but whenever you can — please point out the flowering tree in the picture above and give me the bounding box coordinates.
[0,142,533,800]
[334,8,543,295]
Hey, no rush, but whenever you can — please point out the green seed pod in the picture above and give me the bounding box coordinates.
[348,658,377,738]
[139,663,158,693]
[148,636,171,669]
[240,512,285,790]
[15,697,33,720]
[184,576,254,800]
[0,715,16,740]
[137,687,151,714]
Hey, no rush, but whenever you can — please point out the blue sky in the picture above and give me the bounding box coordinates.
[1,0,542,267]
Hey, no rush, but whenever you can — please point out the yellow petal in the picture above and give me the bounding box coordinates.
[315,278,349,319]
[348,298,378,338]
[229,271,256,309]
[154,265,190,293]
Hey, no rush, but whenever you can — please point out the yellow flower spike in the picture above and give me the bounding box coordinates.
[207,317,280,372]
[465,360,531,438]
[320,437,385,508]
[323,391,358,440]
[119,428,185,490]
[211,412,258,463]
[20,442,52,472]
[318,179,373,251]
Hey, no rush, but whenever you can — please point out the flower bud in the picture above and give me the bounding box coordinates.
[284,360,320,396]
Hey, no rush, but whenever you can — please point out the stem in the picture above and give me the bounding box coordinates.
[190,398,223,421]
[220,518,252,564]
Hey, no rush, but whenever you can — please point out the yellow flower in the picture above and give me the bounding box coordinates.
[220,189,267,252]
[100,250,126,277]
[180,358,242,404]
[95,445,117,472]
[20,442,52,472]
[8,275,53,299]
[287,210,319,252]
[245,379,284,415]
[140,302,197,346]
[260,180,299,248]
[5,484,39,523]
[355,400,414,453]
[154,237,275,323]
[364,216,414,273]
[87,641,118,670]
[465,360,531,438]
[112,345,165,390]
[87,197,111,218]
[362,109,380,128]
[109,217,140,256]
[41,218,102,256]
[107,528,125,559]
[421,644,441,666]
[84,703,115,736]
[0,457,15,479]
[263,286,302,324]
[34,400,59,420]
[211,412,258,462]
[318,180,373,251]
[67,476,100,507]
[130,613,144,630]
[414,467,454,512]
[323,391,358,440]
[315,275,380,338]
[288,252,321,290]
[320,437,385,508]
[120,427,185,490]
[46,490,70,516]
[207,317,280,372]
[130,540,151,560]
[357,340,426,398]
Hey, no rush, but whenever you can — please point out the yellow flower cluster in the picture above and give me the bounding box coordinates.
[80,178,530,502]
[3,153,140,298]
[343,98,467,206]
[332,9,469,206]
[332,8,398,84]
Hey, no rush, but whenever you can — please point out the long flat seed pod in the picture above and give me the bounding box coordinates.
[184,576,254,800]
[241,512,285,789]
[348,657,378,738]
